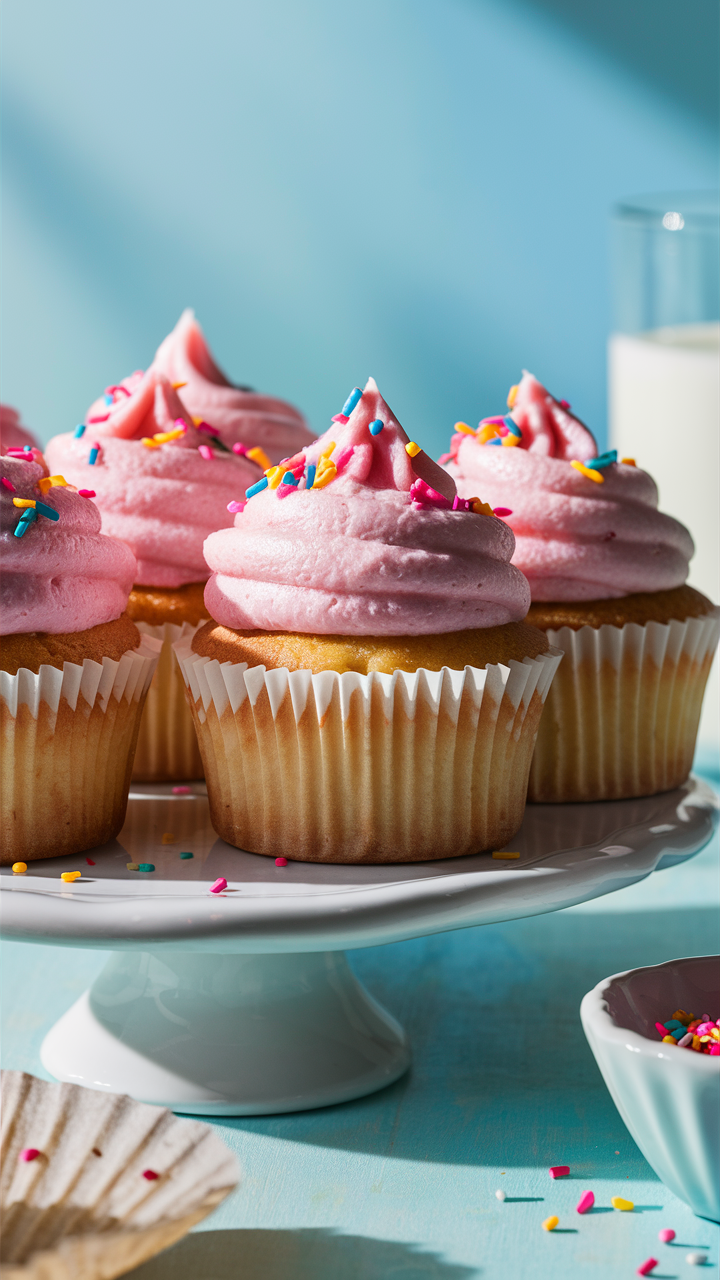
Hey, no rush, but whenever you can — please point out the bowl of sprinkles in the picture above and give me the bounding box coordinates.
[581,956,720,1222]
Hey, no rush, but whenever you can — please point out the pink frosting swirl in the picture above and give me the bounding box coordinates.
[203,377,530,635]
[148,309,315,462]
[444,371,694,602]
[1,404,40,454]
[46,371,263,588]
[1,455,136,635]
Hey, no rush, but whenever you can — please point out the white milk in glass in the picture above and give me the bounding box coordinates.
[609,322,719,750]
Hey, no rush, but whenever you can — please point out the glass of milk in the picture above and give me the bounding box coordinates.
[608,191,719,753]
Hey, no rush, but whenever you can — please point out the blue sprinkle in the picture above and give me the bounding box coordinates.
[306,464,317,490]
[103,393,114,406]
[180,851,194,860]
[246,476,269,499]
[138,863,155,873]
[341,387,363,417]
[488,437,502,445]
[586,449,617,470]
[503,415,522,438]
[14,510,37,538]
[671,1026,687,1039]
[369,420,384,436]
[88,447,100,465]
[73,424,86,438]
[23,445,32,452]
[282,472,299,486]
[35,501,60,521]
[664,1020,684,1030]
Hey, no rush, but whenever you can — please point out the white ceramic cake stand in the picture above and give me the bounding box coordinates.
[1,777,716,1117]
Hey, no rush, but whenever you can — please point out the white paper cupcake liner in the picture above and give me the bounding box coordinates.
[0,1070,239,1280]
[174,640,563,863]
[1,637,161,863]
[132,620,205,783]
[529,608,720,802]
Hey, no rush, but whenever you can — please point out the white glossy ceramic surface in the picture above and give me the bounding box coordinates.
[580,956,720,1222]
[1,778,716,1116]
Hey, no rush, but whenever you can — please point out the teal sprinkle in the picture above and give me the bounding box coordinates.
[73,424,86,438]
[35,501,60,521]
[180,852,194,860]
[585,449,617,470]
[14,510,37,538]
[138,863,155,873]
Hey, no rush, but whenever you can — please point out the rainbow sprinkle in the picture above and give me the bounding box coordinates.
[246,476,269,498]
[369,420,384,435]
[1,477,16,492]
[13,510,37,537]
[78,489,96,498]
[73,424,86,438]
[38,476,68,494]
[247,446,272,470]
[655,1009,720,1054]
[88,444,101,466]
[198,444,214,460]
[341,387,363,417]
[405,441,421,458]
[571,460,604,483]
[586,449,617,470]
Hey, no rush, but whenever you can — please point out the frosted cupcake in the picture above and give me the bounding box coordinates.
[1,453,159,862]
[443,371,719,801]
[149,308,314,462]
[45,370,262,782]
[175,378,562,863]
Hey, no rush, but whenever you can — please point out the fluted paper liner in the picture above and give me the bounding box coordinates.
[529,609,720,803]
[1,638,161,863]
[132,620,205,783]
[0,1071,239,1280]
[174,641,563,863]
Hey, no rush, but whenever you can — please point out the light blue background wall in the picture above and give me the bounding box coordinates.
[2,0,718,454]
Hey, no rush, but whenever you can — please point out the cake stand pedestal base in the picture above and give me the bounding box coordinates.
[40,949,410,1116]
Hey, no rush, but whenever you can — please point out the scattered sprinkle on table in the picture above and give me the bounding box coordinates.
[636,1259,658,1277]
[210,877,227,894]
[138,863,155,873]
[611,1196,633,1211]
[542,1216,559,1231]
[495,1189,506,1202]
[493,851,520,860]
[126,863,139,872]
[658,1229,675,1243]
[549,1165,569,1178]
[60,871,81,883]
[687,1253,708,1266]
[12,862,27,874]
[180,851,193,860]
[576,1190,594,1214]
[275,857,288,867]
[142,1169,159,1181]
[19,1148,41,1162]
[161,833,175,844]
[172,786,191,795]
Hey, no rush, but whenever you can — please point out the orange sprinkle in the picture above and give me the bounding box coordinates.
[247,446,272,471]
[621,457,636,466]
[507,384,519,408]
[13,498,36,508]
[38,475,68,494]
[454,422,476,436]
[570,460,604,483]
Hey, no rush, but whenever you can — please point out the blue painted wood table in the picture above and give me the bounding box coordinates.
[2,765,718,1280]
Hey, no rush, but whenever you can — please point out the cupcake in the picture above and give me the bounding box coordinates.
[175,378,562,863]
[1,453,159,862]
[1,404,40,455]
[149,308,314,462]
[45,369,265,782]
[443,371,719,802]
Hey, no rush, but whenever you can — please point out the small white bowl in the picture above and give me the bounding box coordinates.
[580,955,720,1222]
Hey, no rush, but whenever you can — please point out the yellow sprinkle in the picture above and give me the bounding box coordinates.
[161,833,176,844]
[38,475,68,494]
[692,1035,702,1049]
[700,1035,711,1043]
[126,862,139,871]
[501,433,520,447]
[472,500,495,517]
[60,871,81,883]
[711,1029,720,1040]
[12,862,27,874]
[171,381,187,389]
[570,459,604,484]
[454,422,476,436]
[311,462,337,489]
[662,1035,677,1044]
[141,437,161,449]
[492,851,520,860]
[507,384,519,408]
[13,498,36,508]
[542,1216,559,1231]
[405,441,421,458]
[153,427,185,444]
[192,416,203,426]
[247,446,272,471]
[317,442,336,462]
[611,1196,634,1211]
[621,457,636,466]
[478,423,499,444]
[265,465,284,489]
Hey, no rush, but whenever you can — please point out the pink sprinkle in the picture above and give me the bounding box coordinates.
[6,449,33,460]
[549,1165,569,1179]
[198,444,214,460]
[497,424,509,436]
[1,477,16,491]
[232,442,248,456]
[20,1148,41,1162]
[227,500,246,513]
[696,1022,715,1035]
[142,1169,160,1181]
[277,483,298,499]
[710,1044,720,1055]
[86,858,96,866]
[559,399,571,410]
[331,414,349,424]
[438,452,452,465]
[654,1022,667,1036]
[87,414,110,424]
[576,1190,594,1214]
[78,489,96,498]
[105,384,131,398]
[658,1229,675,1243]
[479,416,505,428]
[410,478,451,509]
[197,421,220,437]
[275,857,288,867]
[284,452,306,470]
[209,877,227,894]
[334,444,355,472]
[637,1259,658,1277]
[493,507,513,517]
[172,785,191,794]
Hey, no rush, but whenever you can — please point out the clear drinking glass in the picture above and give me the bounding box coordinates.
[608,190,720,750]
